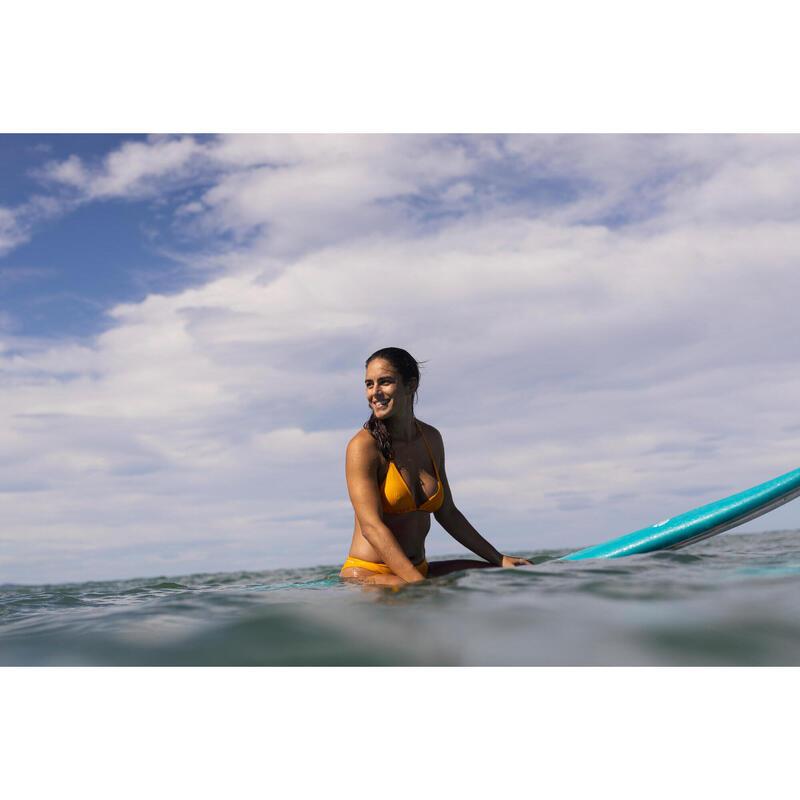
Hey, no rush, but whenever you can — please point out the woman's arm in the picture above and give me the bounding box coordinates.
[435,505,504,565]
[430,428,532,568]
[345,432,426,583]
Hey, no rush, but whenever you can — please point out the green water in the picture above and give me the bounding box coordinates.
[2,530,799,665]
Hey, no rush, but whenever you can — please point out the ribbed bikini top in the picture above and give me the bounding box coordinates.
[381,421,444,515]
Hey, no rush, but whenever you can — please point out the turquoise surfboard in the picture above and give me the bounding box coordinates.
[560,465,800,560]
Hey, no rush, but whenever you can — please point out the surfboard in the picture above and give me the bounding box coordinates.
[560,465,800,560]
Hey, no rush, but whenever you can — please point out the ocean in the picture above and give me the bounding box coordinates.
[2,529,799,666]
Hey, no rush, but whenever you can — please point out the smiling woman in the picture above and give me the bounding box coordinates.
[340,346,532,585]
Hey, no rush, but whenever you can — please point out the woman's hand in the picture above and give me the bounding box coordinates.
[501,555,533,567]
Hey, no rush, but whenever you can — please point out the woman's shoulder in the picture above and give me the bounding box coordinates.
[416,419,444,448]
[347,428,381,459]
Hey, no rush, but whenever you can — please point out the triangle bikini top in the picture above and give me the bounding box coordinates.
[380,421,444,515]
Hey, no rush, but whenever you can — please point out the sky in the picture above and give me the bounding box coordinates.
[2,133,800,584]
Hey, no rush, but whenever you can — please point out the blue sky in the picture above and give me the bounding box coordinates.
[0,135,219,339]
[2,133,800,584]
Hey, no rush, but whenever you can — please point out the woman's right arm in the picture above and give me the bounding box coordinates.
[346,433,426,583]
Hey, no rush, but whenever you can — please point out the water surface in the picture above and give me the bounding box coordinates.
[2,530,799,665]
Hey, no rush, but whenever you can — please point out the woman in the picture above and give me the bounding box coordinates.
[340,347,532,585]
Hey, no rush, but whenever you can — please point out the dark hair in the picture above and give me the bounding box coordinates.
[363,347,421,461]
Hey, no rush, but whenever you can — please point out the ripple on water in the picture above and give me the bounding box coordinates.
[1,531,799,665]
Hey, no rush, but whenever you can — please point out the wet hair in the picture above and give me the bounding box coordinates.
[363,347,421,461]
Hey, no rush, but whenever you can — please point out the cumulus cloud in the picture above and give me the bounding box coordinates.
[3,134,800,583]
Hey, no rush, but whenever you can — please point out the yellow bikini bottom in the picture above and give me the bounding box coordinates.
[341,556,429,578]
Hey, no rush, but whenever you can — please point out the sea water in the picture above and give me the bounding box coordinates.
[2,529,799,666]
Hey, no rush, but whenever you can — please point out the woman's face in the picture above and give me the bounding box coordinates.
[365,358,414,419]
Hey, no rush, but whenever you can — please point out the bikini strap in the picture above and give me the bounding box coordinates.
[415,421,440,479]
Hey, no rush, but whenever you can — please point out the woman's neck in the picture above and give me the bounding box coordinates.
[385,413,417,444]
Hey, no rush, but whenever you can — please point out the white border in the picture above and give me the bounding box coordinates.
[3,667,797,799]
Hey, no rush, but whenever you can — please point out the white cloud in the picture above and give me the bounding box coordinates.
[42,153,88,187]
[0,205,32,257]
[4,134,800,583]
[38,135,205,200]
[37,134,482,257]
[0,191,72,260]
[191,134,480,256]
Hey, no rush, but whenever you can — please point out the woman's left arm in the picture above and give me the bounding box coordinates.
[430,428,532,568]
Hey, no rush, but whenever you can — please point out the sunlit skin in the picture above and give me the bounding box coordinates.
[341,358,532,585]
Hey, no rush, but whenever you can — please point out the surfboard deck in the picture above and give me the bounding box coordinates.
[560,465,800,561]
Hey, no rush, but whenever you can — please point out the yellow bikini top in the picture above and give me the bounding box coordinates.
[381,422,444,515]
